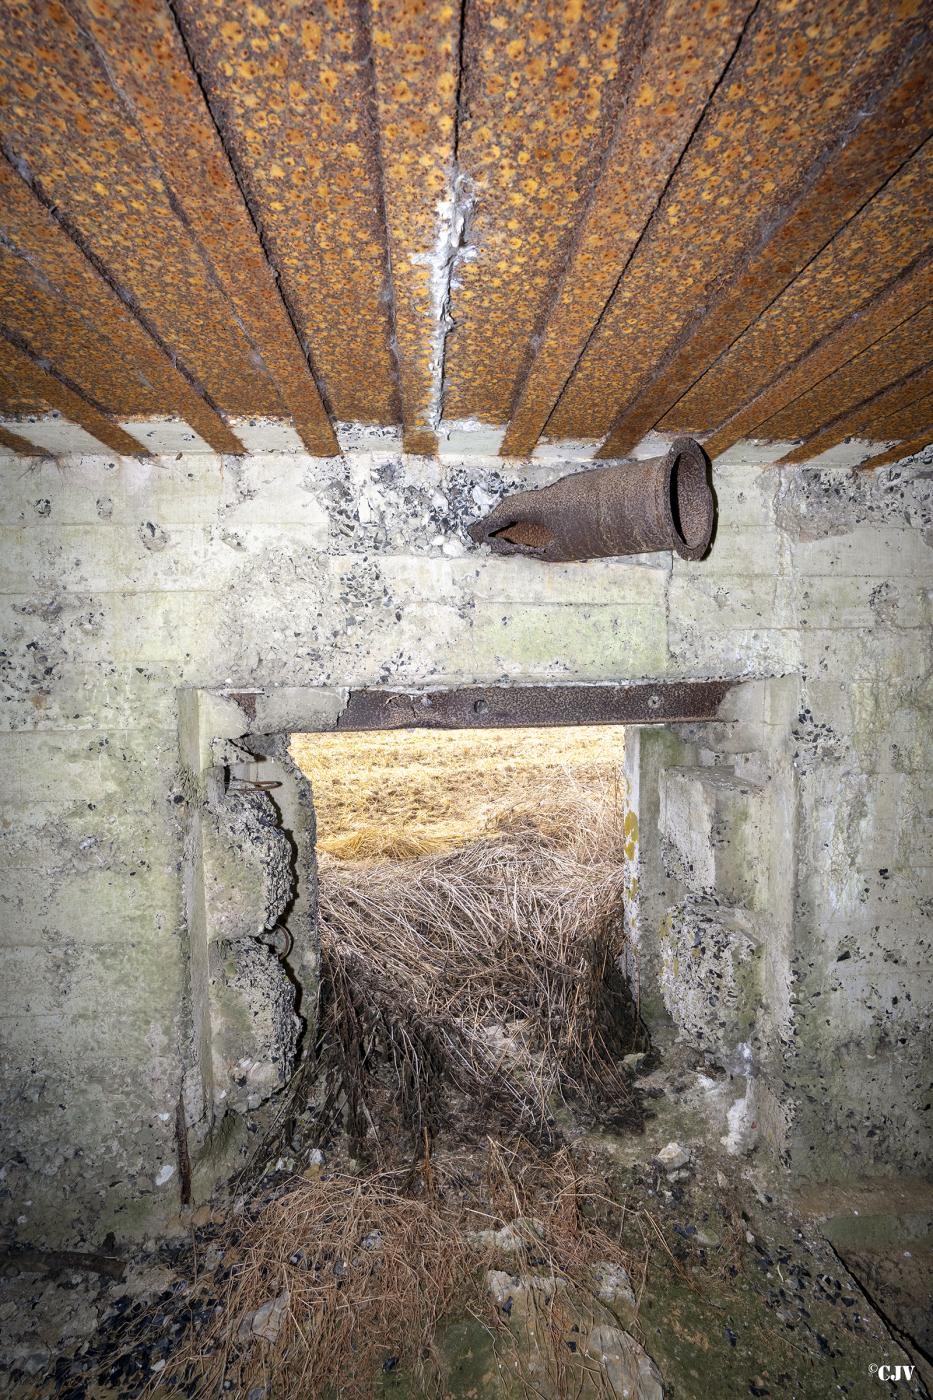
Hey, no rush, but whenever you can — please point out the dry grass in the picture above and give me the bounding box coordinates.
[150,727,642,1398]
[165,1142,649,1400]
[289,725,626,858]
[314,771,641,1154]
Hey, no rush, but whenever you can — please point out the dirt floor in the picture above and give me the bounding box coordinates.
[1,1044,928,1398]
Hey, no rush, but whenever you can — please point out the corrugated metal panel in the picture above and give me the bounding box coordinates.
[0,336,148,456]
[597,41,933,459]
[73,0,337,454]
[0,151,244,453]
[0,1,285,420]
[0,0,927,464]
[543,0,929,443]
[442,0,644,425]
[501,0,755,457]
[669,140,933,437]
[171,0,400,427]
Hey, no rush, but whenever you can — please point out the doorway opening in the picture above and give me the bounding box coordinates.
[289,723,644,1159]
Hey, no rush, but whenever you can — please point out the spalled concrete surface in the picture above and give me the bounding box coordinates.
[0,446,931,1249]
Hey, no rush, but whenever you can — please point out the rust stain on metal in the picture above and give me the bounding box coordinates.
[0,333,148,456]
[0,244,163,417]
[598,39,933,459]
[856,429,932,471]
[778,363,933,465]
[501,0,754,459]
[668,138,933,437]
[0,423,38,455]
[0,152,243,453]
[0,362,51,416]
[442,0,643,426]
[172,0,399,427]
[469,437,713,562]
[545,0,929,445]
[757,303,933,444]
[338,680,736,732]
[367,0,461,454]
[701,256,932,460]
[870,390,933,445]
[0,1,283,421]
[71,0,337,455]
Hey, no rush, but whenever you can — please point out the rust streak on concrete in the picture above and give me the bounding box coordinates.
[172,0,399,427]
[367,0,461,455]
[0,334,149,456]
[0,154,244,453]
[545,0,929,444]
[702,256,932,459]
[443,0,644,426]
[501,0,754,459]
[778,364,933,465]
[70,0,337,455]
[598,39,933,459]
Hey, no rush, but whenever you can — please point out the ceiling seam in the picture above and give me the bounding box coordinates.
[435,0,472,434]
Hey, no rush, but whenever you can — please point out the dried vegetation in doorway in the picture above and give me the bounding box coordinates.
[69,728,655,1399]
[293,725,643,1149]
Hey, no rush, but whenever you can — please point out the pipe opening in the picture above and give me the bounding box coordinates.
[490,519,554,550]
[668,444,713,560]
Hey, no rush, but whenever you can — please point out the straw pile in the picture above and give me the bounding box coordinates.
[167,1142,649,1400]
[314,773,643,1155]
[149,730,645,1398]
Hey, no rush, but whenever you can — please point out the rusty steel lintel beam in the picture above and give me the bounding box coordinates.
[337,681,736,733]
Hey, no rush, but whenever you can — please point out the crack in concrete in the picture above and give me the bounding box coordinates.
[418,168,475,431]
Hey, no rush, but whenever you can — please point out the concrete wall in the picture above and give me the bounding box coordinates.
[0,445,930,1246]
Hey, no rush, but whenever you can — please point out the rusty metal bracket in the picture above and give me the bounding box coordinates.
[337,681,735,731]
[469,436,714,562]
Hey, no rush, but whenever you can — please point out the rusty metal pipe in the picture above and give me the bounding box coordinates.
[468,436,714,562]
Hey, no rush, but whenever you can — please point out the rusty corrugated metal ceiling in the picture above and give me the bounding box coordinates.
[0,0,929,467]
